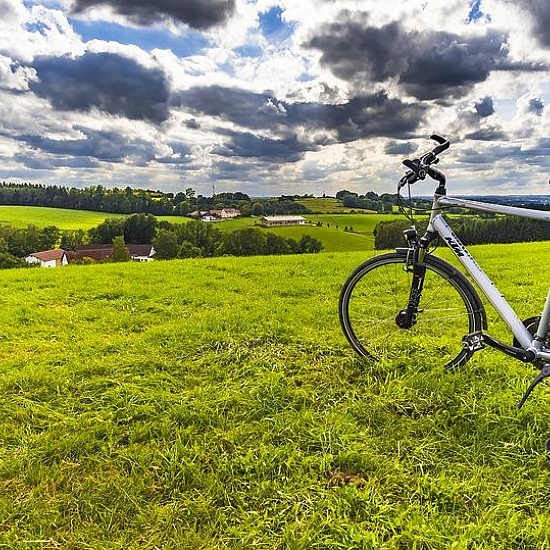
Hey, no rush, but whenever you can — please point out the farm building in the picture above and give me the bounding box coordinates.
[27,244,156,265]
[260,215,307,227]
[25,249,69,268]
[71,244,155,262]
[189,208,241,221]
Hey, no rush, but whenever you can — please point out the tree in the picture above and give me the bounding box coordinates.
[298,234,323,254]
[111,236,130,262]
[60,229,87,250]
[336,190,357,200]
[218,228,268,256]
[252,202,264,216]
[89,218,125,244]
[124,213,157,244]
[178,240,202,258]
[40,225,60,250]
[265,232,293,255]
[152,229,179,260]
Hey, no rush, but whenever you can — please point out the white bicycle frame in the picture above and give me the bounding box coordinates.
[428,194,550,362]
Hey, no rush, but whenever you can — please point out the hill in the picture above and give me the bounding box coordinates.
[0,205,125,230]
[0,205,399,253]
[1,243,550,547]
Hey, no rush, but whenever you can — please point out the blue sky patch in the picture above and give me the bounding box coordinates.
[69,19,210,57]
[259,6,295,42]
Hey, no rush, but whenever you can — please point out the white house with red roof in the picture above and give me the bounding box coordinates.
[25,249,69,268]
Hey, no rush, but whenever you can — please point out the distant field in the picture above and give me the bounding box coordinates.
[0,206,412,253]
[179,215,388,252]
[0,206,125,230]
[295,197,357,213]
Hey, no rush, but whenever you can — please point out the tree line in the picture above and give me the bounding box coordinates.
[374,215,550,249]
[0,213,323,269]
[335,189,397,213]
[0,183,310,217]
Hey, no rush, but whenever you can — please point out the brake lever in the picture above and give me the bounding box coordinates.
[402,159,427,179]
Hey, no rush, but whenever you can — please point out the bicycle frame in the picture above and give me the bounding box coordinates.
[427,194,550,362]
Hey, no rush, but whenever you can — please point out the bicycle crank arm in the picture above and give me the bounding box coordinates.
[466,333,536,363]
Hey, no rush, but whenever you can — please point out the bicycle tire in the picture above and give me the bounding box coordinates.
[339,252,486,370]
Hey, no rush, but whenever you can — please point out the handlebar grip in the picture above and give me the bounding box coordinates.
[430,134,450,156]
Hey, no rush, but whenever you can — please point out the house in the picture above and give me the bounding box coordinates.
[189,210,210,219]
[70,243,155,262]
[189,208,241,221]
[25,248,69,268]
[260,215,307,227]
[128,244,155,262]
[71,244,113,262]
[218,208,241,219]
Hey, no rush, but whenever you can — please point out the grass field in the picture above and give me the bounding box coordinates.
[171,213,407,253]
[0,206,126,230]
[295,197,357,213]
[0,206,386,253]
[1,242,550,547]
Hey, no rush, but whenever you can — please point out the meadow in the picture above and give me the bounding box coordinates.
[1,205,405,253]
[1,242,550,547]
[0,206,125,230]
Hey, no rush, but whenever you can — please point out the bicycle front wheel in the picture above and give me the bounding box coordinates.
[339,252,485,370]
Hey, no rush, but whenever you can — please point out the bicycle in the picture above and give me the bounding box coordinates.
[339,135,550,407]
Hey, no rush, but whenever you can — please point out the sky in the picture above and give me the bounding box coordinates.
[1,0,550,196]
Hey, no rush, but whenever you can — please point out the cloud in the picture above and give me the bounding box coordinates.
[307,12,545,100]
[17,126,190,166]
[464,128,508,141]
[474,97,495,117]
[213,131,317,162]
[178,85,426,143]
[528,97,544,115]
[384,141,418,156]
[28,51,170,123]
[506,0,550,47]
[70,0,236,30]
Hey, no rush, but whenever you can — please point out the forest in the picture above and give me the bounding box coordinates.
[374,215,550,249]
[0,183,310,216]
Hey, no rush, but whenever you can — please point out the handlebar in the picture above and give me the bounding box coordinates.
[398,135,450,189]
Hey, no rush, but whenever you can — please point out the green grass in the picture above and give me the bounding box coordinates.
[295,197,356,213]
[163,214,408,253]
[1,242,550,547]
[0,206,383,253]
[0,206,126,230]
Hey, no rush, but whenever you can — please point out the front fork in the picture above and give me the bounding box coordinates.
[395,227,432,329]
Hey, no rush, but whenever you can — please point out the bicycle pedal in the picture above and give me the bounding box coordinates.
[463,332,484,352]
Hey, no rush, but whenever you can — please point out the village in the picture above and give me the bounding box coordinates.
[24,212,309,267]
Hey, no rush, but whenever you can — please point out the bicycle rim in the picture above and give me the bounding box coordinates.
[339,253,480,369]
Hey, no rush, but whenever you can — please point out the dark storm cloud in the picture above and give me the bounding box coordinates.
[505,0,550,47]
[18,127,169,165]
[528,97,544,116]
[307,13,545,100]
[70,0,236,29]
[474,97,495,117]
[29,52,170,123]
[212,131,317,162]
[464,128,508,141]
[384,141,418,156]
[178,85,426,143]
[14,151,100,169]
